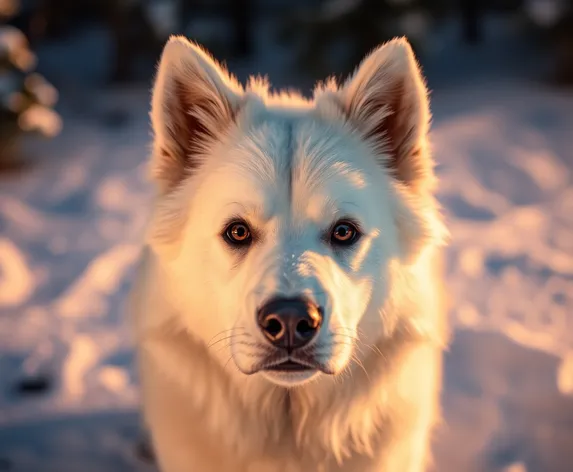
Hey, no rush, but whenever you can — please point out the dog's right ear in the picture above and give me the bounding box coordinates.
[150,37,242,193]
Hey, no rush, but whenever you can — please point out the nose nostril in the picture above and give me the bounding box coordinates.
[263,315,284,340]
[296,319,317,339]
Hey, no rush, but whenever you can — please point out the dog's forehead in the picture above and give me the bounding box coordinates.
[216,111,379,224]
[233,112,373,190]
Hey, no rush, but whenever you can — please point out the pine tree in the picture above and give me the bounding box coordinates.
[0,0,61,164]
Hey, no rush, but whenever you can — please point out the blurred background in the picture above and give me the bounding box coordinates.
[0,0,572,471]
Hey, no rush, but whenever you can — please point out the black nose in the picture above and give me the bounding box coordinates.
[257,297,323,351]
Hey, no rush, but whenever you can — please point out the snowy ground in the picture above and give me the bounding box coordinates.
[1,20,573,472]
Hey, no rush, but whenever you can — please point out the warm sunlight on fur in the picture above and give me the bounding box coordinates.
[130,35,449,472]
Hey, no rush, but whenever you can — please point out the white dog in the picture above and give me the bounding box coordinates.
[130,35,449,472]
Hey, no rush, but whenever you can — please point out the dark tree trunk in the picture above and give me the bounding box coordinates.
[231,0,253,57]
[460,0,481,44]
[105,0,163,83]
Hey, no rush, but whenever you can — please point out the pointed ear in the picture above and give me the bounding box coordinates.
[150,37,243,193]
[328,38,433,193]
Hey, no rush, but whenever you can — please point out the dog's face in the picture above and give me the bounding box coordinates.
[148,37,444,387]
[177,118,396,387]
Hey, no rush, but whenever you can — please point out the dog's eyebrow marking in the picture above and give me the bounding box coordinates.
[318,200,361,221]
[223,201,270,224]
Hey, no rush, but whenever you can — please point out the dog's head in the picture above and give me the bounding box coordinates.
[147,37,445,387]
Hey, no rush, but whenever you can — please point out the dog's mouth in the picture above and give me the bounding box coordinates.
[259,353,336,374]
[234,345,338,377]
[264,360,314,372]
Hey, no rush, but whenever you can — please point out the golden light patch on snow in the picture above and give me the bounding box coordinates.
[0,238,34,307]
[55,244,140,318]
[557,351,573,396]
[458,247,484,278]
[98,366,128,394]
[62,335,99,400]
[502,463,527,472]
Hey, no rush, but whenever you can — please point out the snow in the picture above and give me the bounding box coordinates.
[0,26,27,55]
[434,83,573,361]
[1,19,573,472]
[0,26,36,71]
[25,74,59,108]
[18,104,62,137]
[0,238,33,306]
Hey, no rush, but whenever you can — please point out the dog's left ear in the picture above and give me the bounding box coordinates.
[320,38,433,194]
[317,38,448,261]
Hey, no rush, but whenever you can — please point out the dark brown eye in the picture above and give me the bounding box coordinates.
[224,221,252,246]
[330,221,360,246]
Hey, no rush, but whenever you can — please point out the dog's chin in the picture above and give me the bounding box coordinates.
[260,369,320,387]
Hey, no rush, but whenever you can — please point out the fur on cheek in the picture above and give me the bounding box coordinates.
[145,183,193,261]
[389,182,449,265]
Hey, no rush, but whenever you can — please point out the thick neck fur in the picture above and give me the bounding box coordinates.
[134,246,446,467]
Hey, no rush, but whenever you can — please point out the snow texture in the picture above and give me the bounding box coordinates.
[0,18,572,472]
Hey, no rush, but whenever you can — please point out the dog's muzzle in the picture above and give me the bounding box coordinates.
[257,297,322,352]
